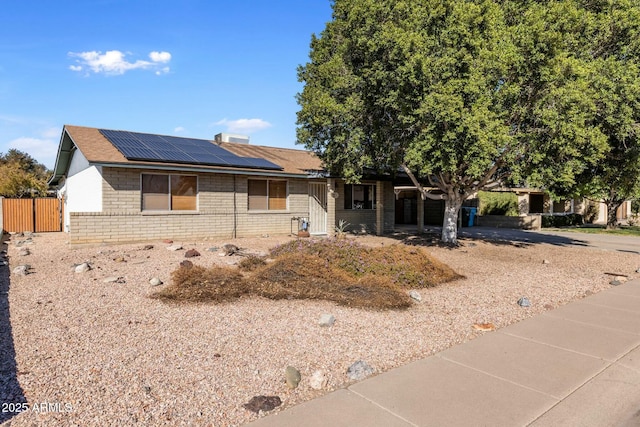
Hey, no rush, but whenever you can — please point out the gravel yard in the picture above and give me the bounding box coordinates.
[1,231,638,426]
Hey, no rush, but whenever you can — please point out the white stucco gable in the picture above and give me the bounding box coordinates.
[63,149,103,232]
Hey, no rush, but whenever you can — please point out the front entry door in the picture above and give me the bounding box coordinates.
[308,183,328,234]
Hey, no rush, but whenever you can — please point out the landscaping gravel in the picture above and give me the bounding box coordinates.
[1,231,638,426]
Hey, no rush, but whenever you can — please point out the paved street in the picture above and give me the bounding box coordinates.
[457,226,640,255]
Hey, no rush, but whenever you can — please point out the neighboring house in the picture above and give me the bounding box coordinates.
[512,189,632,224]
[391,183,632,231]
[48,125,395,244]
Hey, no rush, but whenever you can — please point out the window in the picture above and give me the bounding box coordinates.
[248,179,287,210]
[344,184,376,209]
[141,174,197,211]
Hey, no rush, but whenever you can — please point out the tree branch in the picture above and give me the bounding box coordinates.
[401,164,445,200]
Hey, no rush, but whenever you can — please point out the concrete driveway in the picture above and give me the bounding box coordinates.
[457,226,640,255]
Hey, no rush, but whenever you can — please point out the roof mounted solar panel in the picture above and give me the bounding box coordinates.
[117,146,165,161]
[99,129,283,170]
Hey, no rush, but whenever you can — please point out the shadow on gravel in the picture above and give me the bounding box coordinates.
[387,226,587,248]
[0,233,27,423]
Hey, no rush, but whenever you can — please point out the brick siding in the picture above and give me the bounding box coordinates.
[69,167,311,243]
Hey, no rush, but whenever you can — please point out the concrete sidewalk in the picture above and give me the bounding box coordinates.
[247,280,640,427]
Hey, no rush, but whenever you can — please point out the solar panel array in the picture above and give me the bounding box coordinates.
[99,129,283,170]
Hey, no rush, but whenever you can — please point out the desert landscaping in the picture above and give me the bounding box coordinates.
[1,230,638,426]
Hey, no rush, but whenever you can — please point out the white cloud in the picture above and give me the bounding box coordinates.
[149,51,171,63]
[8,134,59,169]
[174,126,185,133]
[68,50,172,76]
[215,118,272,134]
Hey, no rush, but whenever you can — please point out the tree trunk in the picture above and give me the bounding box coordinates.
[605,200,623,230]
[441,192,463,245]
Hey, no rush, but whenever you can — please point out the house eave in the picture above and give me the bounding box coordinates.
[90,161,323,179]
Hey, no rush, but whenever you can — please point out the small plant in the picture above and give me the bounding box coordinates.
[335,219,350,237]
[628,213,640,227]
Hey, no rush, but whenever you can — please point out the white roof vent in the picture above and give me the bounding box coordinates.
[215,133,250,144]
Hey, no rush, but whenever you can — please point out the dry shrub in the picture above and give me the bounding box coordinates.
[238,255,267,272]
[270,238,462,287]
[152,239,460,310]
[150,265,248,303]
[248,254,412,309]
[366,246,463,287]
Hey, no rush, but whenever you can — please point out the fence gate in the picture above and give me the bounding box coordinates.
[1,198,63,233]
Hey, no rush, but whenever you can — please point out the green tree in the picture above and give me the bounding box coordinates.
[297,0,615,244]
[566,3,640,229]
[0,149,50,197]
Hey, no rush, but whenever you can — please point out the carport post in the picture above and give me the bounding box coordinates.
[417,192,424,234]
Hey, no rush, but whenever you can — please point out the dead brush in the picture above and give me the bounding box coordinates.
[151,239,461,310]
[150,264,248,303]
[238,255,267,272]
[248,254,412,310]
[270,238,463,287]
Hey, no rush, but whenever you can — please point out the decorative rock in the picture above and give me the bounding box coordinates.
[347,360,374,381]
[636,267,640,273]
[222,243,239,256]
[180,260,193,269]
[318,314,336,327]
[13,265,30,275]
[149,277,163,286]
[285,366,301,389]
[517,297,531,307]
[162,239,173,244]
[74,262,91,273]
[243,396,282,413]
[103,276,125,283]
[614,276,628,283]
[184,249,201,258]
[18,248,30,256]
[167,244,183,251]
[143,245,154,250]
[409,290,422,302]
[610,279,623,286]
[542,259,550,264]
[207,247,219,252]
[113,256,126,263]
[309,370,327,390]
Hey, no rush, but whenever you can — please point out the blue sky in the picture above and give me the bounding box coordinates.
[0,1,333,169]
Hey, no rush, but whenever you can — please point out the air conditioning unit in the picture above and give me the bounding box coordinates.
[214,133,250,144]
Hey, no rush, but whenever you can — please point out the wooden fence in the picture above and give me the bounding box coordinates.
[1,197,63,233]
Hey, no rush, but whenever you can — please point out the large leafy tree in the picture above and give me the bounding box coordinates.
[0,149,50,197]
[567,3,640,229]
[297,0,619,244]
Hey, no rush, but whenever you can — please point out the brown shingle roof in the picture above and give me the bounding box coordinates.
[62,125,323,176]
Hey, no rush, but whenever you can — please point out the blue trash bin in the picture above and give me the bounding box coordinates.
[468,207,477,227]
